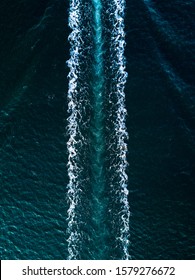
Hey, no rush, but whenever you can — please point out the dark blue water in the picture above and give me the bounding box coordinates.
[0,0,195,259]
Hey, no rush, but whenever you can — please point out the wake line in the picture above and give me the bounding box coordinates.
[66,0,83,260]
[109,0,131,259]
[66,0,130,260]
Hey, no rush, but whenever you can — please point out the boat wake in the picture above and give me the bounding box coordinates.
[66,0,130,260]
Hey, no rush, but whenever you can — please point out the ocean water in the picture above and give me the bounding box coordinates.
[0,0,194,260]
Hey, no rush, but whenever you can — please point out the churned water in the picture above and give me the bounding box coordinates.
[0,0,194,259]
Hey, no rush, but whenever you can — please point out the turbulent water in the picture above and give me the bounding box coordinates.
[0,0,195,260]
[66,0,130,259]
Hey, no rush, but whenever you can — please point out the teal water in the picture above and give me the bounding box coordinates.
[0,0,195,260]
[90,0,107,259]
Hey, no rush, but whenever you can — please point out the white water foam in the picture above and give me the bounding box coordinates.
[66,0,130,260]
[66,0,83,260]
[109,0,131,260]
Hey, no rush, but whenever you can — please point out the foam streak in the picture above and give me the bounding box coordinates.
[66,0,83,260]
[109,0,131,259]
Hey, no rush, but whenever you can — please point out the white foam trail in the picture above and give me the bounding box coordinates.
[109,0,131,260]
[66,0,130,259]
[66,0,83,260]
